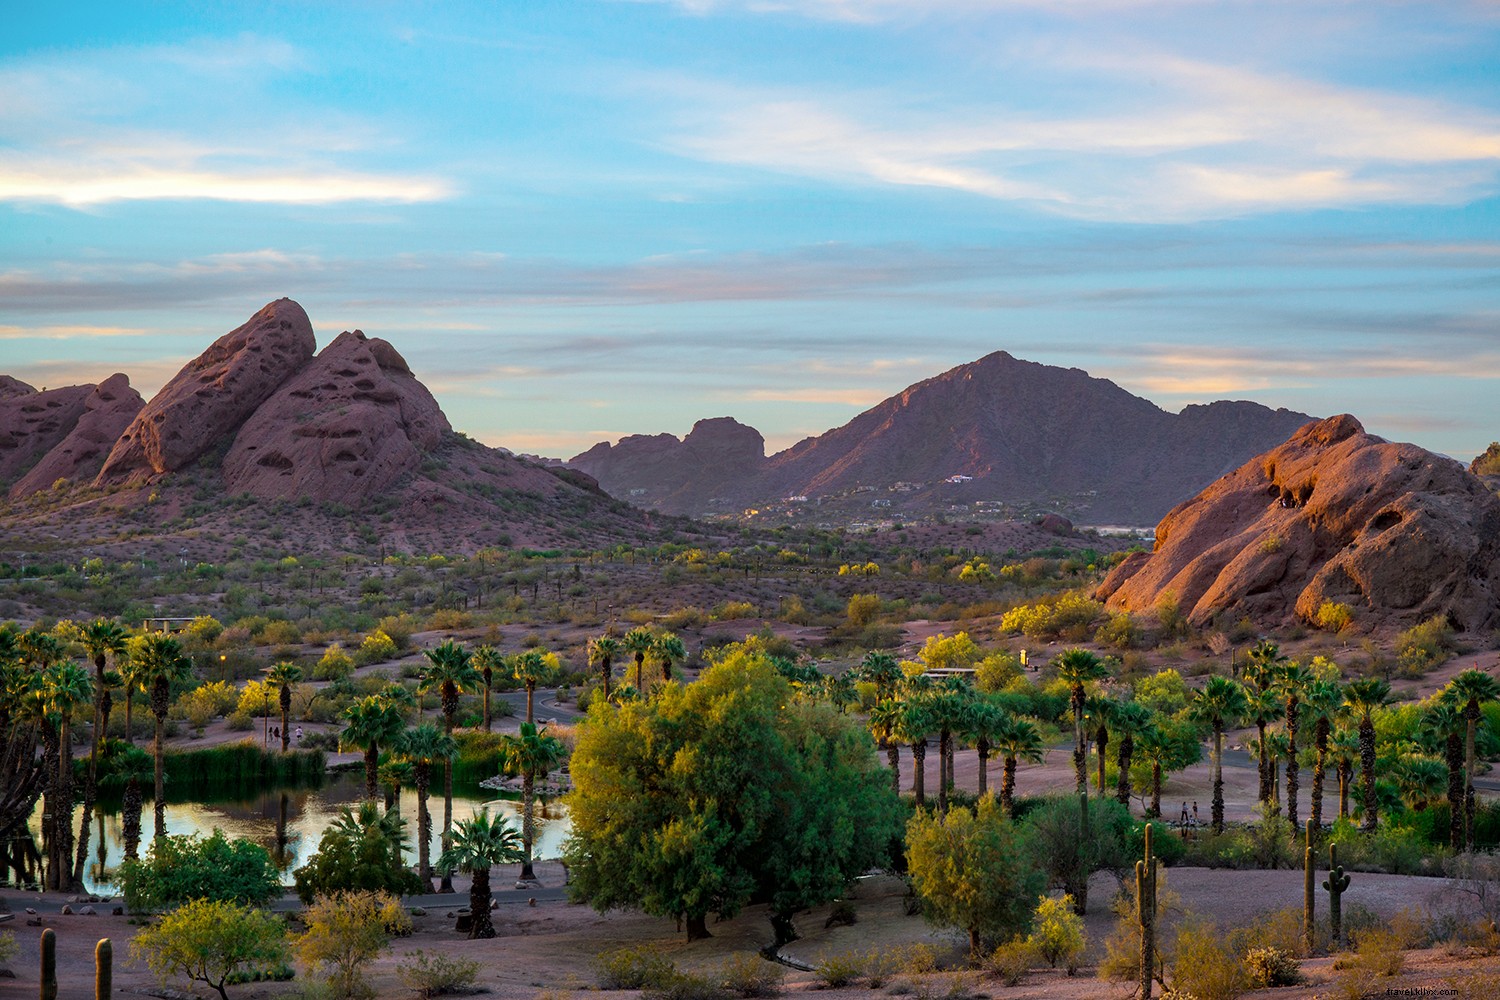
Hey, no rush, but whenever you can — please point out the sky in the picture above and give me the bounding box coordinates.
[2,1,1498,461]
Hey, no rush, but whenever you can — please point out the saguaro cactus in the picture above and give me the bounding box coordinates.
[40,928,57,1000]
[1323,842,1351,948]
[1137,822,1159,1000]
[96,939,113,1000]
[1303,820,1316,954]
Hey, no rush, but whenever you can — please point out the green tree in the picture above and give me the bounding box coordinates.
[563,646,899,942]
[1191,675,1247,833]
[293,801,422,903]
[858,650,903,704]
[120,828,282,911]
[341,695,407,801]
[394,722,455,891]
[499,721,566,882]
[621,626,655,690]
[1110,700,1153,807]
[906,795,1045,952]
[435,807,523,938]
[1302,678,1344,835]
[130,898,288,1000]
[963,699,1008,800]
[40,659,92,890]
[652,631,687,683]
[471,645,503,732]
[994,715,1045,818]
[264,661,301,754]
[587,634,619,701]
[891,698,936,807]
[1028,894,1086,972]
[1053,648,1110,797]
[510,648,558,724]
[1274,660,1314,827]
[869,698,903,794]
[132,632,194,841]
[74,618,128,887]
[1448,668,1500,849]
[295,889,411,999]
[1343,678,1391,832]
[422,638,478,891]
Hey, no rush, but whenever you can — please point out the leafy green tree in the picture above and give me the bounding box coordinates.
[293,802,423,903]
[471,645,504,732]
[130,898,288,1000]
[264,661,301,753]
[1343,678,1391,832]
[132,632,194,840]
[499,721,566,882]
[340,695,407,801]
[906,795,1045,952]
[564,646,899,942]
[435,807,524,938]
[1028,894,1086,972]
[1053,648,1110,797]
[587,634,619,701]
[510,648,558,724]
[1025,794,1133,916]
[120,828,282,911]
[394,722,455,891]
[295,889,411,999]
[1191,675,1247,833]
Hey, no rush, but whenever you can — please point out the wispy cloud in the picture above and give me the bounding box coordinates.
[744,386,889,405]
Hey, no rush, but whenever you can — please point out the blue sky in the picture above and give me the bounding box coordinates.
[3,1,1498,460]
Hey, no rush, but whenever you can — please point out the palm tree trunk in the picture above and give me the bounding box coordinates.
[526,682,535,724]
[1150,761,1162,818]
[441,755,454,892]
[75,670,108,887]
[1338,760,1350,819]
[1096,726,1109,796]
[887,743,900,794]
[1360,715,1377,832]
[1286,703,1300,829]
[482,675,492,732]
[363,746,379,800]
[280,695,291,754]
[1002,755,1017,817]
[416,766,433,892]
[937,728,950,816]
[469,866,495,939]
[912,740,927,808]
[600,658,611,701]
[1212,724,1225,834]
[1311,731,1327,835]
[1257,719,1269,806]
[976,742,989,799]
[1465,709,1479,849]
[1116,734,1133,806]
[122,776,142,860]
[153,714,167,841]
[1072,699,1087,798]
[1446,731,1464,851]
[520,771,537,882]
[633,653,643,690]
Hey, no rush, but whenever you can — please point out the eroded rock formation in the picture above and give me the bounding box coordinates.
[0,383,94,486]
[10,374,144,497]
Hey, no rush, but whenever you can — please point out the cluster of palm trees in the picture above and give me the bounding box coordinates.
[586,626,686,699]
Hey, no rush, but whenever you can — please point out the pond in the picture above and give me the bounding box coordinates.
[5,771,571,897]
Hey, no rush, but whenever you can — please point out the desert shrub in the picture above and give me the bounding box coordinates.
[236,679,276,718]
[713,600,757,621]
[1133,669,1189,716]
[354,630,398,666]
[1244,947,1301,987]
[0,929,15,964]
[427,609,472,630]
[130,898,288,999]
[1154,594,1190,641]
[715,953,783,997]
[295,890,411,1000]
[376,615,416,648]
[1181,827,1257,869]
[1314,601,1355,634]
[1094,612,1138,650]
[121,828,282,911]
[396,950,481,998]
[887,942,942,974]
[1396,614,1456,674]
[983,939,1034,986]
[173,680,238,728]
[998,591,1105,641]
[262,619,302,645]
[596,946,679,990]
[643,973,730,1000]
[315,644,355,681]
[974,651,1021,693]
[814,950,864,988]
[1168,917,1251,1000]
[1027,894,1085,973]
[293,803,424,903]
[1237,907,1308,958]
[185,614,225,644]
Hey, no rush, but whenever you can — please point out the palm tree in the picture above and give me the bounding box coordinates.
[74,619,127,885]
[1053,648,1110,797]
[1302,678,1344,836]
[1084,695,1115,797]
[1448,669,1500,849]
[1136,724,1171,818]
[436,808,523,939]
[821,672,857,714]
[587,635,618,701]
[132,633,193,841]
[993,715,1044,817]
[1426,700,1466,849]
[891,700,935,807]
[395,722,456,892]
[869,699,903,794]
[422,638,479,891]
[471,645,504,732]
[1328,725,1360,821]
[1192,675,1247,833]
[859,651,903,705]
[1243,640,1286,804]
[264,662,302,753]
[962,699,1008,799]
[510,649,557,724]
[119,656,145,746]
[1111,700,1153,807]
[341,695,407,801]
[929,684,971,815]
[621,626,655,691]
[653,631,687,683]
[1343,678,1391,832]
[499,721,566,883]
[1275,661,1314,828]
[1393,752,1447,813]
[41,660,92,890]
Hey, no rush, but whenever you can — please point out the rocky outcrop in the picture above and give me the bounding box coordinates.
[96,299,315,485]
[221,330,451,503]
[10,375,144,497]
[0,376,35,400]
[1096,415,1500,632]
[0,383,94,487]
[571,417,766,511]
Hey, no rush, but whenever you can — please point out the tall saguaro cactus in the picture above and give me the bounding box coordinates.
[96,938,113,1000]
[1323,842,1351,949]
[40,928,57,1000]
[1302,820,1316,954]
[1137,822,1159,1000]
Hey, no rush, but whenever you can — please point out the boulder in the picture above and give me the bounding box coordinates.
[10,374,144,498]
[221,329,450,504]
[1097,415,1500,632]
[0,375,35,400]
[0,383,93,487]
[96,298,315,485]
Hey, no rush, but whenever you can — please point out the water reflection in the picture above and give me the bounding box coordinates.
[7,772,570,896]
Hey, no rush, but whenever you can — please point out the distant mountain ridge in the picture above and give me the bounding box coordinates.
[570,351,1317,525]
